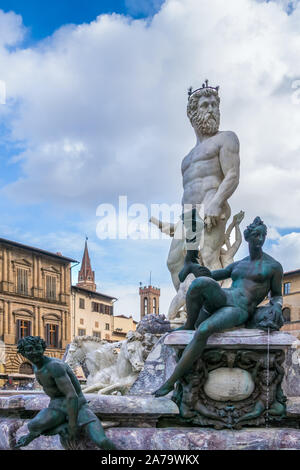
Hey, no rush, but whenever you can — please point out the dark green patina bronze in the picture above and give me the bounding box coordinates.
[171,348,286,429]
[15,336,116,449]
[154,216,284,398]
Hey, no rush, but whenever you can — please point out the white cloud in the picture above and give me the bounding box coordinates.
[266,226,281,240]
[268,232,300,271]
[0,222,90,260]
[0,10,25,47]
[0,0,298,226]
[1,1,300,318]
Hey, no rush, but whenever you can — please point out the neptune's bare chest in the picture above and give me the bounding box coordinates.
[182,140,221,176]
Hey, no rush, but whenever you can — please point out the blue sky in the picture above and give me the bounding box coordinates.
[0,0,169,319]
[0,1,164,42]
[0,0,300,320]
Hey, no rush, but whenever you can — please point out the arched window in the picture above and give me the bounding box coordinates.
[153,297,157,314]
[144,297,148,315]
[282,307,291,323]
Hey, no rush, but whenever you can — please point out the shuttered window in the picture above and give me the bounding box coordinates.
[46,275,56,300]
[282,307,291,323]
[284,282,291,295]
[92,302,112,314]
[45,324,58,348]
[17,268,28,295]
[16,320,31,340]
[92,302,103,312]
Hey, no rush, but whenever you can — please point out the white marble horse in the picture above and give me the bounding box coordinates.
[64,336,121,379]
[65,331,157,395]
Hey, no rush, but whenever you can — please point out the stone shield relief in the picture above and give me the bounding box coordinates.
[171,348,287,429]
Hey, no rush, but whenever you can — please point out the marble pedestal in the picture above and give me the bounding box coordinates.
[165,329,298,429]
[0,329,298,450]
[130,329,299,397]
[0,392,298,450]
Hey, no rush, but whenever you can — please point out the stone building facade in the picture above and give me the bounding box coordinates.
[281,269,300,338]
[111,315,138,342]
[0,238,76,375]
[71,241,137,342]
[71,285,117,341]
[139,285,160,319]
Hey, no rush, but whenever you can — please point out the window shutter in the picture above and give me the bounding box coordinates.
[24,271,28,295]
[17,269,20,293]
[17,268,28,295]
[46,276,50,298]
[52,277,56,299]
[16,320,21,341]
[46,276,56,300]
[46,324,49,345]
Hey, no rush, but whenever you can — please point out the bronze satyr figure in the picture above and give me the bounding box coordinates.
[154,216,284,397]
[15,336,116,449]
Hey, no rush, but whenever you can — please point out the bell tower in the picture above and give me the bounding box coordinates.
[139,284,160,319]
[76,238,96,292]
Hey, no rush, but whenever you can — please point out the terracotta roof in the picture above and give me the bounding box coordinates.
[284,269,300,277]
[0,237,77,263]
[72,285,117,301]
[113,314,133,319]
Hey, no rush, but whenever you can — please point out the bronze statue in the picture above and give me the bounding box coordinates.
[15,336,116,449]
[235,350,286,424]
[154,216,284,397]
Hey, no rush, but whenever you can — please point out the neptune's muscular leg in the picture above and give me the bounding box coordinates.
[154,279,249,397]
